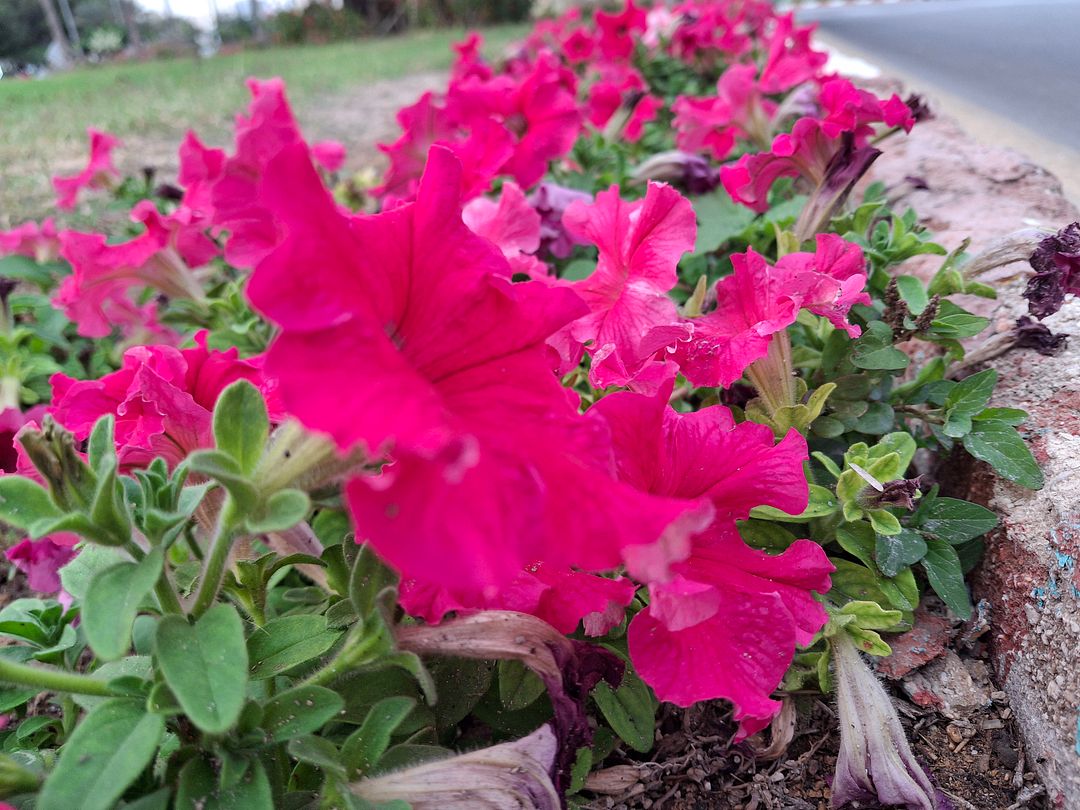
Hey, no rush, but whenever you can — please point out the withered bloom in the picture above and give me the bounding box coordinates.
[632,150,721,195]
[795,134,881,241]
[1023,222,1080,318]
[831,633,944,810]
[1014,316,1068,356]
[351,723,560,809]
[396,611,623,794]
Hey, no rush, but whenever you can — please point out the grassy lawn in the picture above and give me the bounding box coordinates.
[0,24,527,222]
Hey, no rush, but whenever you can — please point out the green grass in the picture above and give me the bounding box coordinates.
[0,24,528,221]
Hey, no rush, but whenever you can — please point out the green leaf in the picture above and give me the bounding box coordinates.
[58,545,126,601]
[926,300,990,340]
[341,696,417,777]
[87,415,117,474]
[851,322,909,370]
[835,522,876,570]
[962,421,1044,489]
[72,656,153,711]
[921,539,972,619]
[974,407,1027,426]
[894,275,928,315]
[155,604,248,733]
[920,497,997,544]
[562,257,595,281]
[245,488,310,534]
[287,735,347,779]
[176,756,273,809]
[84,548,164,661]
[836,600,902,630]
[943,369,997,438]
[750,484,837,522]
[0,476,61,530]
[875,529,927,577]
[261,685,344,743]
[349,543,399,619]
[737,519,798,552]
[498,659,547,711]
[845,625,892,657]
[187,450,259,511]
[247,614,342,680]
[213,380,269,475]
[592,669,655,754]
[37,699,164,810]
[692,190,756,255]
[0,254,60,288]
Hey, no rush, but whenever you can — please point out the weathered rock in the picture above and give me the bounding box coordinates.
[867,106,1080,807]
[876,608,952,680]
[902,651,992,719]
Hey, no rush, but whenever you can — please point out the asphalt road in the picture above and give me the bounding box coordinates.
[797,0,1080,151]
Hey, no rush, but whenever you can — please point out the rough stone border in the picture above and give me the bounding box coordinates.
[864,99,1080,806]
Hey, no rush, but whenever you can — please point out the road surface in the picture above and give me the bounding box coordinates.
[797,0,1080,203]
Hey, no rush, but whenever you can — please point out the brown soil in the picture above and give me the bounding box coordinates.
[581,631,1046,810]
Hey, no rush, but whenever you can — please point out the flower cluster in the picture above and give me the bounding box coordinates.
[0,2,1054,806]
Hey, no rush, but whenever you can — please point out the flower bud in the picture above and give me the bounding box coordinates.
[632,151,721,195]
[17,417,95,513]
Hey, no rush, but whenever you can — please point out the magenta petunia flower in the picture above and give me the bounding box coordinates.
[595,0,647,61]
[590,384,831,736]
[244,141,708,598]
[177,131,226,225]
[52,128,121,210]
[49,331,279,470]
[310,140,347,173]
[399,563,636,637]
[0,219,62,263]
[673,63,776,159]
[557,182,696,390]
[462,181,548,279]
[6,537,76,594]
[674,235,868,388]
[54,201,215,340]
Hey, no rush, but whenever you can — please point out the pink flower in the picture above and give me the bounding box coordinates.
[0,219,62,263]
[558,183,696,390]
[462,182,548,278]
[595,0,647,61]
[720,117,839,213]
[311,140,347,173]
[590,385,831,734]
[757,13,827,93]
[673,63,776,159]
[54,202,213,340]
[674,236,868,388]
[376,93,515,206]
[52,129,121,210]
[245,142,707,598]
[400,563,636,637]
[451,32,492,82]
[6,537,76,594]
[49,331,279,470]
[819,77,913,140]
[177,131,226,225]
[211,78,317,267]
[560,27,596,63]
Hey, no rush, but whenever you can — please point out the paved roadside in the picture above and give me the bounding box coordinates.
[797,0,1080,206]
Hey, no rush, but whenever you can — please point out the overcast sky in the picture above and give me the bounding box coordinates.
[139,0,305,27]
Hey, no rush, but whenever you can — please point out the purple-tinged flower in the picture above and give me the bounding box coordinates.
[1023,222,1080,318]
[831,632,945,810]
[631,150,721,195]
[395,610,622,795]
[528,183,593,259]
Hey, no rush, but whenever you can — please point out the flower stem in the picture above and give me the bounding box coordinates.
[0,657,119,697]
[189,501,241,619]
[300,626,382,689]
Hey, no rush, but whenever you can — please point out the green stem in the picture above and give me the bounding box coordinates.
[0,657,119,697]
[155,573,185,616]
[189,502,241,619]
[300,627,381,689]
